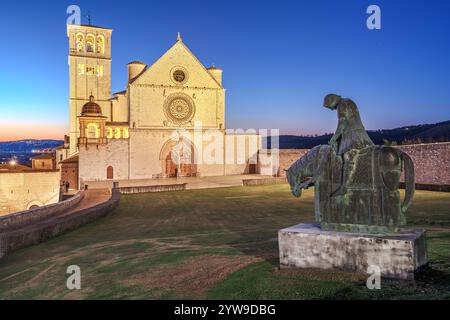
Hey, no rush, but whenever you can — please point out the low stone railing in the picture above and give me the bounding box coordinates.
[399,182,450,193]
[0,189,120,259]
[242,177,287,186]
[118,183,187,194]
[0,191,85,232]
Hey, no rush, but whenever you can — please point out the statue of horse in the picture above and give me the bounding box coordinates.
[285,145,332,198]
[286,144,415,233]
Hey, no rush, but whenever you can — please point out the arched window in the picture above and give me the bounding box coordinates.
[86,34,95,53]
[114,128,121,139]
[96,35,104,54]
[123,128,129,139]
[106,127,113,139]
[107,166,114,179]
[76,33,84,52]
[95,65,104,77]
[77,63,85,75]
[86,123,99,138]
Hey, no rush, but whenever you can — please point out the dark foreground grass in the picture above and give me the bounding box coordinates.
[0,184,449,299]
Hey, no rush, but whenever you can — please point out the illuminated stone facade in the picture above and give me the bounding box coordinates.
[66,25,260,188]
[67,24,112,156]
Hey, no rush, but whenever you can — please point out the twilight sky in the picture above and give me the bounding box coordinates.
[0,0,449,141]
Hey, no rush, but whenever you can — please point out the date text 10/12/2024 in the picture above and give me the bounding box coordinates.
[174,304,276,317]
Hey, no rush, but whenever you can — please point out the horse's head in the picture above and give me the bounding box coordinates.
[285,168,302,198]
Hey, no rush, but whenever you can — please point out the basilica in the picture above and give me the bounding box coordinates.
[59,24,261,189]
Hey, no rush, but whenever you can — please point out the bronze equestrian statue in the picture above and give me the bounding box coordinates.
[286,94,415,233]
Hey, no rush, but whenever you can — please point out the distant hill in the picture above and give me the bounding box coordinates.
[0,139,64,153]
[2,120,449,152]
[266,120,450,149]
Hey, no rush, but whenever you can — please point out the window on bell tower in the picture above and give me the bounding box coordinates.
[76,33,84,52]
[86,65,95,75]
[96,65,103,77]
[96,35,104,54]
[86,34,95,53]
[77,64,85,75]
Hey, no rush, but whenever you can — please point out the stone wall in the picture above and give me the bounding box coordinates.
[243,177,287,186]
[0,191,84,232]
[32,158,55,170]
[79,139,130,184]
[118,183,186,194]
[0,189,120,259]
[394,142,450,185]
[79,131,261,185]
[258,149,309,177]
[262,142,450,186]
[61,160,79,190]
[277,149,309,176]
[0,170,61,216]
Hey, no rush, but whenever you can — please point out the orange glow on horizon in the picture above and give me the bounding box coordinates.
[0,121,67,141]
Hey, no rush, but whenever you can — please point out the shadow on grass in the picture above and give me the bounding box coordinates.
[415,264,450,290]
[323,264,450,300]
[230,237,280,266]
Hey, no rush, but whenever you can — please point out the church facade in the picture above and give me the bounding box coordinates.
[64,24,260,189]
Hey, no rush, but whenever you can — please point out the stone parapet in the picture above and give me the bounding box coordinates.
[118,183,187,194]
[0,189,120,259]
[0,191,84,232]
[242,177,287,186]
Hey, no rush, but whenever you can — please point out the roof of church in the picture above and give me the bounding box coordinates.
[127,35,222,88]
[110,90,126,100]
[81,94,102,116]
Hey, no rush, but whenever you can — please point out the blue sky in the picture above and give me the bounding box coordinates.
[0,0,449,140]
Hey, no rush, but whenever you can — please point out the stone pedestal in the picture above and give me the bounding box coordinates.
[279,223,428,280]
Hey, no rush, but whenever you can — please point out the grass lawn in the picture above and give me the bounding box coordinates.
[0,184,450,299]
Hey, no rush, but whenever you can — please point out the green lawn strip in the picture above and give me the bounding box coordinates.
[0,185,449,299]
[207,261,358,300]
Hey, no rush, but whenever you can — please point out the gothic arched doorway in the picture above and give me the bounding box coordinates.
[165,152,178,177]
[160,137,198,178]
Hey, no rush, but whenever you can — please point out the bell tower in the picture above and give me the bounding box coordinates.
[67,24,113,155]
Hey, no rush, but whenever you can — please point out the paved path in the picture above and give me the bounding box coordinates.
[84,174,273,190]
[62,189,111,216]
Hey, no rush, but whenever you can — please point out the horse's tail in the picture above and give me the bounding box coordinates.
[400,151,415,214]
